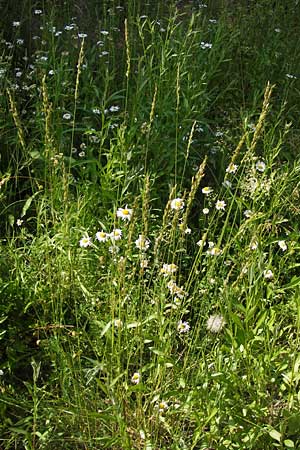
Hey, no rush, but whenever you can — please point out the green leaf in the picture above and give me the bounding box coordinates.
[101,321,112,337]
[21,192,40,218]
[269,429,282,442]
[284,440,294,448]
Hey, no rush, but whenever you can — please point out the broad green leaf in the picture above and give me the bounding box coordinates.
[269,429,282,442]
[284,440,295,448]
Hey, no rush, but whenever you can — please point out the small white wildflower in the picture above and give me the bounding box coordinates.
[215,200,226,211]
[274,28,280,32]
[278,240,287,251]
[131,372,141,384]
[264,269,274,280]
[226,163,238,174]
[110,229,122,240]
[78,151,85,157]
[117,206,133,221]
[202,186,213,195]
[63,113,72,120]
[208,241,215,248]
[197,239,206,247]
[255,160,266,172]
[286,73,297,79]
[207,314,226,333]
[250,240,258,250]
[244,210,252,218]
[79,236,92,248]
[167,280,185,298]
[78,33,87,38]
[140,259,149,269]
[92,108,101,114]
[16,39,24,45]
[184,227,191,234]
[202,208,210,215]
[96,230,108,242]
[16,219,23,226]
[135,235,150,251]
[200,41,212,49]
[171,198,185,211]
[13,21,21,27]
[156,400,169,413]
[222,180,232,189]
[100,30,109,35]
[109,245,120,254]
[207,247,222,256]
[160,263,178,276]
[34,9,43,14]
[109,105,120,112]
[114,319,123,328]
[177,320,190,333]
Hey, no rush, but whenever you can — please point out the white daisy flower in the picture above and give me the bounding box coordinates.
[202,186,213,195]
[177,320,190,333]
[131,372,141,384]
[202,208,210,215]
[264,269,274,280]
[63,113,72,120]
[16,219,23,226]
[110,229,122,240]
[135,235,150,251]
[215,200,226,211]
[156,400,169,413]
[171,198,185,210]
[117,206,133,221]
[255,160,266,172]
[207,247,222,256]
[226,163,238,174]
[207,314,226,333]
[96,230,108,242]
[250,240,258,250]
[244,210,253,218]
[79,236,92,248]
[278,240,287,251]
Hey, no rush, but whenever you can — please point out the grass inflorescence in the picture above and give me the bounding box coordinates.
[1,1,300,449]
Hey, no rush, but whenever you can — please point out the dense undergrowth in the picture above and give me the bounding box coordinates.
[1,1,300,449]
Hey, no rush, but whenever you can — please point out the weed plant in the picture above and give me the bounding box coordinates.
[0,1,300,449]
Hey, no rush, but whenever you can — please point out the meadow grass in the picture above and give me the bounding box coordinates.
[1,1,300,449]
